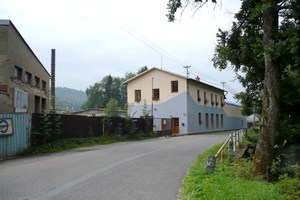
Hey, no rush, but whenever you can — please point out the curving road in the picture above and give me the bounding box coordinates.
[0,132,229,200]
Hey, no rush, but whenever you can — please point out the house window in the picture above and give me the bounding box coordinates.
[211,113,214,128]
[35,76,40,88]
[216,114,219,128]
[211,93,214,106]
[205,113,209,129]
[25,72,32,84]
[197,90,201,102]
[153,88,160,100]
[135,90,141,102]
[198,112,202,124]
[221,96,224,107]
[204,91,208,104]
[215,95,218,107]
[171,81,178,93]
[42,81,47,91]
[14,66,23,80]
[221,114,224,127]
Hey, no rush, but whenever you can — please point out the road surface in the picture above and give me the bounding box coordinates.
[0,132,229,200]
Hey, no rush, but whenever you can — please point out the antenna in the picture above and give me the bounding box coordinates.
[220,82,230,96]
[221,82,226,90]
[183,65,191,78]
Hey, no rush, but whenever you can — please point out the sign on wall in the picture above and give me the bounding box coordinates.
[0,118,13,136]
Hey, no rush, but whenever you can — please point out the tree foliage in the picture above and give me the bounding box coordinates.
[82,66,148,110]
[166,0,300,180]
[212,0,300,124]
[105,98,119,117]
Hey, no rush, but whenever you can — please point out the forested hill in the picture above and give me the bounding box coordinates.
[55,87,87,111]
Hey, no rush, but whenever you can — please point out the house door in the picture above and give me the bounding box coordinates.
[172,118,179,134]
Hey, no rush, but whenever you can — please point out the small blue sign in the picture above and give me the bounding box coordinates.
[0,119,12,135]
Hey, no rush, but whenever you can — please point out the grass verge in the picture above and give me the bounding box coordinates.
[179,144,300,200]
[19,135,155,156]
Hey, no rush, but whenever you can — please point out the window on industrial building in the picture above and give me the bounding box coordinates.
[25,72,32,84]
[14,87,28,113]
[171,81,178,93]
[14,66,23,80]
[221,114,224,127]
[205,113,209,129]
[153,88,160,100]
[35,77,40,88]
[216,114,219,128]
[42,98,47,111]
[198,112,202,124]
[135,90,141,102]
[211,113,214,128]
[42,81,47,91]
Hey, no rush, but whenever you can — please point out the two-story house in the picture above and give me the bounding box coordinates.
[124,67,246,135]
[0,20,50,113]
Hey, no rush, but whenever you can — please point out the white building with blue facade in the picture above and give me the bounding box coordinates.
[125,67,246,136]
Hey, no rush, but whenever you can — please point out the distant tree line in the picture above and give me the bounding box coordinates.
[82,66,148,110]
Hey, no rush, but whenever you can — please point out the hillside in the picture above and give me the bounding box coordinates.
[55,87,87,111]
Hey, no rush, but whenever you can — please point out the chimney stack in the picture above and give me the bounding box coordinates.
[51,49,56,111]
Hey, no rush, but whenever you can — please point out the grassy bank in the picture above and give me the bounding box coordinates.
[179,144,300,200]
[20,135,155,156]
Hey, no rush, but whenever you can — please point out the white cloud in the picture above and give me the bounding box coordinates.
[0,0,242,101]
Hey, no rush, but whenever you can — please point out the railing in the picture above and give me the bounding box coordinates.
[206,129,247,173]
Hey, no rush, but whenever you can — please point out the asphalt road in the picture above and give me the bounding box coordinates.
[0,132,229,200]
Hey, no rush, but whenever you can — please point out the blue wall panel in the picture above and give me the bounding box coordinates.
[0,113,31,158]
[129,93,247,135]
[186,95,247,134]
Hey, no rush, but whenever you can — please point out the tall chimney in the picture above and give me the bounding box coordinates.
[51,49,56,111]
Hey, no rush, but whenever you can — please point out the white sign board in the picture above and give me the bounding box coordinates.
[0,118,13,136]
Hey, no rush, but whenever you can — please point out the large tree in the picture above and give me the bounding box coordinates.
[82,66,148,110]
[167,0,300,180]
[82,75,127,109]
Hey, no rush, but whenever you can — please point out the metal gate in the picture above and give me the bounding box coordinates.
[0,113,31,159]
[153,118,172,137]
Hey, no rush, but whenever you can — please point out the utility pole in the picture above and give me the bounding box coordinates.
[183,66,191,78]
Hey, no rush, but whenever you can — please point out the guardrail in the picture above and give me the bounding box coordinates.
[206,129,247,173]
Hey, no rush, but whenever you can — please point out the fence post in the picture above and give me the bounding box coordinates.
[240,129,244,142]
[221,148,224,163]
[233,132,236,152]
[228,134,234,158]
[236,131,239,147]
[205,155,216,173]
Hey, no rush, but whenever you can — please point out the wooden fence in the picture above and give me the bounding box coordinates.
[31,113,153,139]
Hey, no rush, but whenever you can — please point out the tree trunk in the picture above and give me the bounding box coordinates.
[253,0,280,181]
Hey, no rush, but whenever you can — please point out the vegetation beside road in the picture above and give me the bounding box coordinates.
[20,134,156,156]
[179,143,300,200]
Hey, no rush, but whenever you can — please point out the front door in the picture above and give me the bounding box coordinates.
[172,118,179,134]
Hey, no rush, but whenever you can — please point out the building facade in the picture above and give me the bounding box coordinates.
[125,67,246,135]
[0,20,50,113]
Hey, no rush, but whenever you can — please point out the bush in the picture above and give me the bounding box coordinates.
[31,111,62,146]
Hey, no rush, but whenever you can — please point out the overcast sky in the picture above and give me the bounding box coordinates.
[1,0,242,101]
